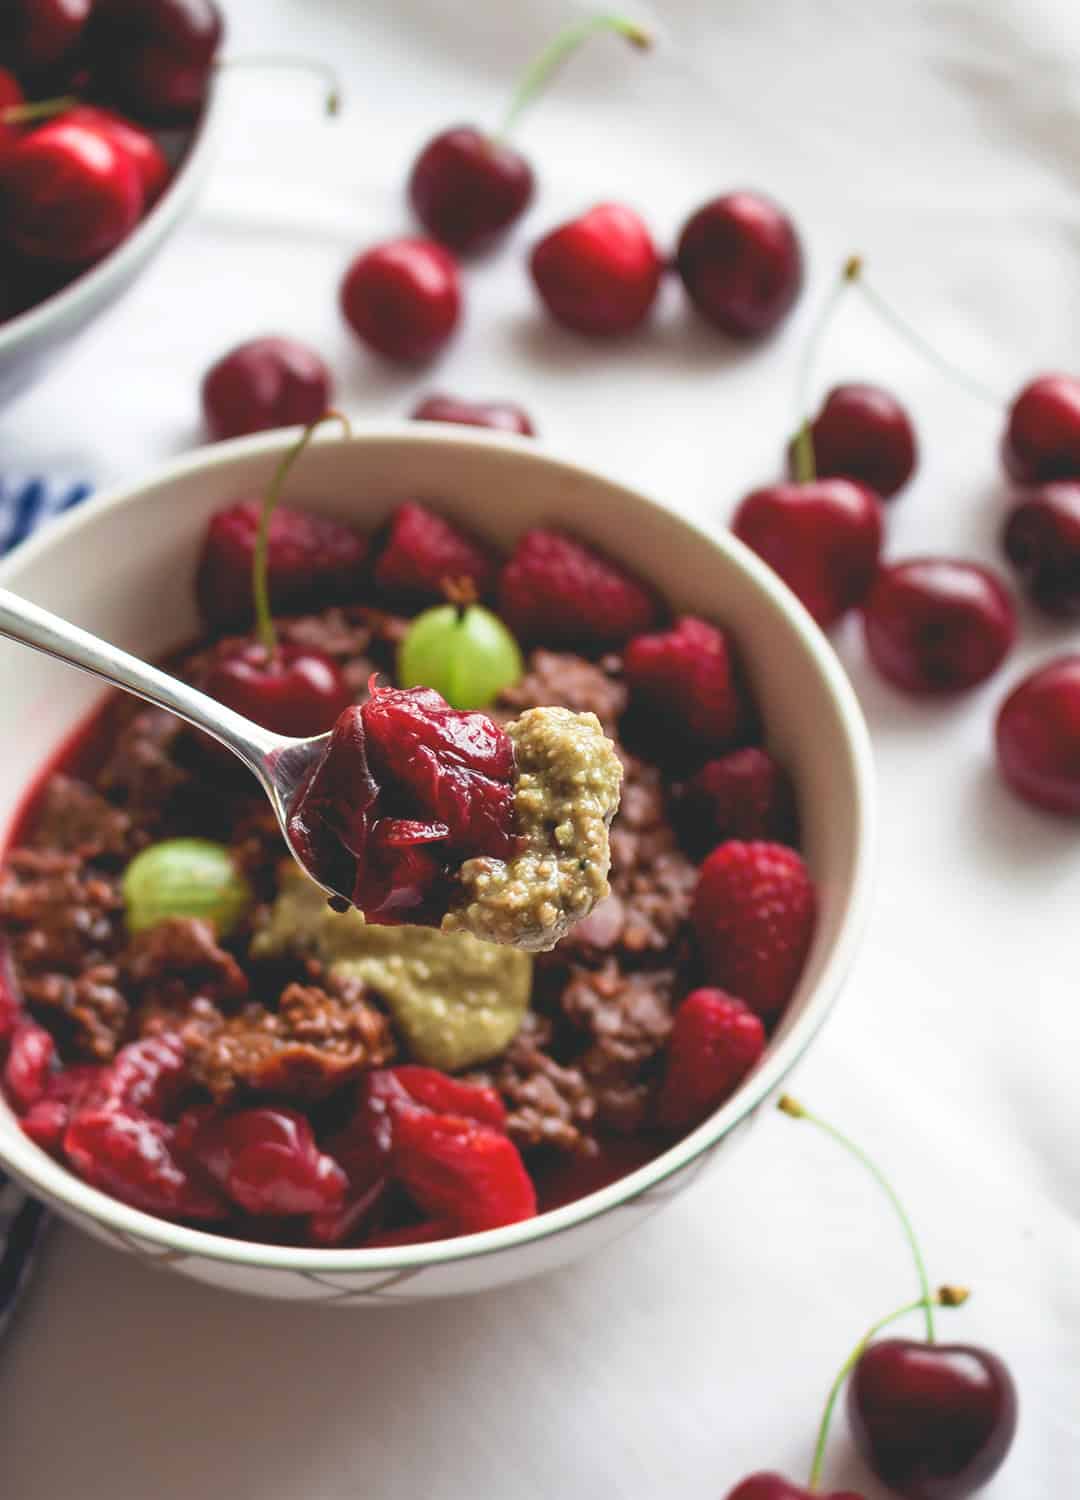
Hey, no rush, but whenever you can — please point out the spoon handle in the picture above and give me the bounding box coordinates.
[0,586,279,767]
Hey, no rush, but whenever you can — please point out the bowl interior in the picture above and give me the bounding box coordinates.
[0,426,872,1268]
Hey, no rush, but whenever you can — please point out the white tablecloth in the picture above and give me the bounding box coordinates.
[1,1,1077,1494]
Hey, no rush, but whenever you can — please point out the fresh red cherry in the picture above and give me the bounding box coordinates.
[409,128,534,256]
[60,105,170,205]
[724,1476,864,1500]
[1002,481,1080,618]
[88,0,224,122]
[340,237,462,363]
[995,653,1080,814]
[201,337,333,442]
[789,383,917,499]
[204,641,353,739]
[732,479,883,627]
[676,191,803,339]
[1002,374,1080,483]
[530,202,661,337]
[0,70,24,156]
[862,559,1015,695]
[1,0,92,75]
[0,117,143,264]
[848,1338,1018,1500]
[411,393,535,435]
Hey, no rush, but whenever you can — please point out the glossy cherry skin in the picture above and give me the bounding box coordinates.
[340,238,462,363]
[204,642,354,739]
[409,126,534,254]
[676,191,803,339]
[62,105,170,205]
[862,559,1015,696]
[1,0,92,75]
[1002,481,1080,618]
[530,203,661,336]
[791,383,917,499]
[88,0,224,122]
[0,117,143,265]
[724,1475,864,1500]
[0,69,24,156]
[1002,374,1080,483]
[732,479,883,627]
[411,393,535,435]
[996,653,1080,814]
[848,1338,1018,1500]
[202,337,333,442]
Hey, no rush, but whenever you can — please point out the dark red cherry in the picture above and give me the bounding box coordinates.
[409,127,533,255]
[995,653,1080,814]
[1002,374,1080,483]
[732,479,883,627]
[88,0,224,122]
[1001,481,1080,618]
[0,117,143,265]
[340,237,461,363]
[0,69,24,156]
[62,105,170,205]
[724,1475,864,1500]
[204,641,353,739]
[530,202,661,336]
[676,190,803,339]
[201,337,333,442]
[790,383,917,499]
[862,559,1015,695]
[1,0,92,75]
[848,1338,1018,1500]
[411,393,535,435]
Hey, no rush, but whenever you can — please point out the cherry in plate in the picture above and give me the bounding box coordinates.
[1002,481,1080,618]
[1002,374,1080,484]
[340,238,461,363]
[995,653,1080,814]
[676,190,803,339]
[790,382,917,499]
[529,202,662,337]
[202,337,333,442]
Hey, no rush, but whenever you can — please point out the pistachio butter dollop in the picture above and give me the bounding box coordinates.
[253,864,532,1071]
[442,706,623,953]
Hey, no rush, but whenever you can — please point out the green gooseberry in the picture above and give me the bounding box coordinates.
[122,838,253,937]
[397,602,524,709]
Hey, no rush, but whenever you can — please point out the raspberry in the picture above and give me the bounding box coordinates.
[65,1108,229,1222]
[375,501,498,604]
[195,500,368,630]
[499,528,659,649]
[3,1021,54,1113]
[624,616,749,750]
[392,1108,536,1234]
[692,841,816,1023]
[677,748,797,856]
[657,989,766,1130]
[182,1106,347,1217]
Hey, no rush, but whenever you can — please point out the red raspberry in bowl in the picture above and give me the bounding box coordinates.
[692,841,816,1023]
[677,747,797,855]
[499,527,658,648]
[657,989,766,1130]
[624,616,749,752]
[374,500,498,605]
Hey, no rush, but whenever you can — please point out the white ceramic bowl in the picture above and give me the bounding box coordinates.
[0,86,223,409]
[0,425,875,1303]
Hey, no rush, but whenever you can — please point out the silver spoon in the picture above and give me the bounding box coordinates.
[0,586,346,903]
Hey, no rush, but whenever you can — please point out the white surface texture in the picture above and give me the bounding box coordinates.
[1,1,1078,1495]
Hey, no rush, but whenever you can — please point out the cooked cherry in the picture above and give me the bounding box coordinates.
[1001,481,1080,617]
[676,191,803,339]
[530,203,661,336]
[790,383,917,499]
[201,337,333,442]
[411,393,535,435]
[1002,374,1080,483]
[340,237,461,363]
[995,653,1080,814]
[204,641,353,739]
[862,559,1015,695]
[182,1106,347,1216]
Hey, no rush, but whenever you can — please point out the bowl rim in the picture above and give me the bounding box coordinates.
[0,422,877,1273]
[0,79,224,359]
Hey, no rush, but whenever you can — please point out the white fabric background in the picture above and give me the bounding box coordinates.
[1,1,1078,1494]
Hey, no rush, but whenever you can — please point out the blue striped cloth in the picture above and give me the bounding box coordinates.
[1,475,93,1332]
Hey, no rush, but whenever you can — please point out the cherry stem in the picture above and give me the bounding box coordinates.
[778,1094,936,1343]
[849,263,1003,408]
[252,411,351,654]
[792,255,863,484]
[499,13,652,139]
[806,1285,970,1491]
[1,94,78,125]
[215,55,342,116]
